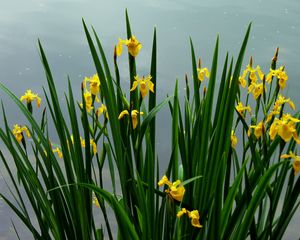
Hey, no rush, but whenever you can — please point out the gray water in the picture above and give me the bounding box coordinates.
[0,0,299,239]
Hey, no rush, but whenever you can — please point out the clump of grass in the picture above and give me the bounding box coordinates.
[0,10,299,240]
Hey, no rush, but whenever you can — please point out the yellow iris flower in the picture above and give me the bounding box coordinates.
[84,74,100,96]
[266,95,295,122]
[52,147,63,158]
[177,208,202,228]
[118,109,144,129]
[80,90,94,113]
[266,66,288,89]
[231,130,238,148]
[130,75,154,99]
[69,135,97,155]
[248,121,264,139]
[80,137,97,155]
[269,114,300,144]
[97,104,108,119]
[116,35,142,57]
[235,102,252,118]
[197,67,210,82]
[20,89,41,108]
[239,76,247,88]
[158,175,185,201]
[248,82,265,99]
[239,64,264,86]
[12,124,30,143]
[280,151,300,175]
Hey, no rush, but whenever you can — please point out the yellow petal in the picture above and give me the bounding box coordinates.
[130,81,139,92]
[118,110,129,119]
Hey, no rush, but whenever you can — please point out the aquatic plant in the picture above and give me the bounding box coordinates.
[0,10,299,240]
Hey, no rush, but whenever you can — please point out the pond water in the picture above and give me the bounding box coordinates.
[0,0,299,239]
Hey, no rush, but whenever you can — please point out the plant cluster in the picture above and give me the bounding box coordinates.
[0,12,299,240]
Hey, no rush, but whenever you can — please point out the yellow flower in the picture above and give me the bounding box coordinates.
[53,147,63,158]
[176,208,187,218]
[197,67,210,82]
[276,95,295,110]
[68,135,97,155]
[20,89,41,108]
[266,95,295,122]
[277,67,288,89]
[158,175,185,201]
[236,102,252,118]
[280,151,300,175]
[116,36,142,57]
[116,38,126,56]
[84,74,100,96]
[80,137,97,155]
[118,109,144,129]
[248,82,265,99]
[266,68,276,83]
[130,75,154,99]
[118,110,129,119]
[177,208,202,228]
[231,130,238,148]
[12,124,30,143]
[97,104,108,119]
[266,66,288,89]
[269,114,300,143]
[248,121,264,139]
[188,210,202,228]
[80,90,94,113]
[239,75,247,88]
[241,64,264,85]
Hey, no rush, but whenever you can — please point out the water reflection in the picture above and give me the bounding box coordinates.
[0,0,299,239]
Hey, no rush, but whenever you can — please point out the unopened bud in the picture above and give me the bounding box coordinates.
[249,56,253,68]
[114,46,117,62]
[203,86,207,95]
[272,47,279,62]
[198,58,201,69]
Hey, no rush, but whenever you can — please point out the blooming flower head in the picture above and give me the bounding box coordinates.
[158,175,185,201]
[97,104,108,119]
[12,124,30,143]
[240,63,264,86]
[248,82,265,99]
[239,75,247,88]
[118,109,144,129]
[68,135,97,155]
[267,95,295,122]
[177,208,202,228]
[269,114,300,144]
[130,75,154,99]
[53,147,63,158]
[248,121,264,139]
[116,35,142,57]
[236,102,252,118]
[197,67,210,82]
[84,74,100,96]
[80,137,97,155]
[231,130,238,148]
[266,66,288,89]
[20,89,41,108]
[280,151,300,175]
[80,90,94,113]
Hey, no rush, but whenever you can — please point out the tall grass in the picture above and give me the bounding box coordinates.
[0,11,299,239]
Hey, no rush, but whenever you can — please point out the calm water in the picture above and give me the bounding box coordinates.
[0,0,299,239]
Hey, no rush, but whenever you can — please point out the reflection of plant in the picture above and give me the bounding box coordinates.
[0,10,299,240]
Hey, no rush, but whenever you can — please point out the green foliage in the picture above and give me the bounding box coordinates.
[0,11,299,240]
